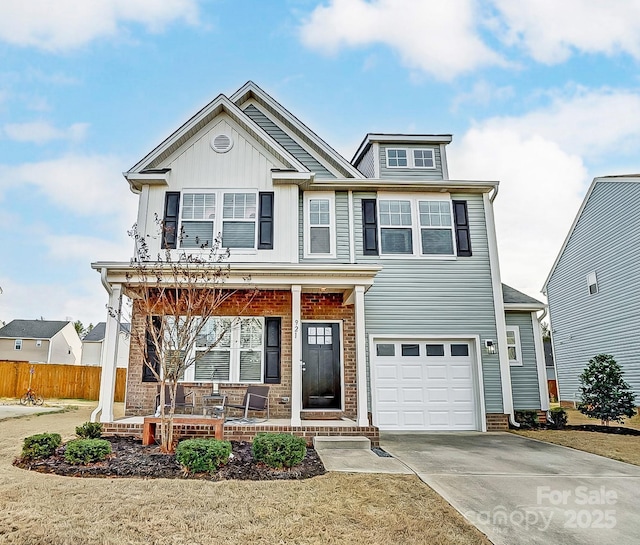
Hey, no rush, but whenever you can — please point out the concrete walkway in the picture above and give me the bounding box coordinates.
[380,432,640,545]
[313,436,411,474]
[0,403,61,420]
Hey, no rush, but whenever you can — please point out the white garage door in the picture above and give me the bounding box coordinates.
[372,340,479,431]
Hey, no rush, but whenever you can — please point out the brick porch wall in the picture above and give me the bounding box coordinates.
[486,413,509,431]
[102,422,380,447]
[125,290,358,421]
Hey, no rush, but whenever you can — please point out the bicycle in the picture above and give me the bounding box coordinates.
[20,387,44,406]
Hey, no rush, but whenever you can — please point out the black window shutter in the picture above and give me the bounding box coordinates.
[258,192,274,249]
[452,200,472,257]
[161,192,180,249]
[264,317,281,384]
[362,199,379,255]
[142,317,162,382]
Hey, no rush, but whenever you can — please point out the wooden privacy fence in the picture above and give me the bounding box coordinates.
[0,361,126,401]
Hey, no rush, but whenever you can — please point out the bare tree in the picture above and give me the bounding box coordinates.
[121,224,256,452]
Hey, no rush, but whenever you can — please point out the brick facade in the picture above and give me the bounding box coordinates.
[125,289,360,422]
[485,413,509,431]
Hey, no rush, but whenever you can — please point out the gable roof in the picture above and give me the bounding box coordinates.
[0,319,69,339]
[82,322,130,341]
[231,81,364,179]
[542,175,640,293]
[123,92,308,191]
[502,284,545,309]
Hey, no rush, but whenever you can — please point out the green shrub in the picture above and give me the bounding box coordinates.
[514,410,539,429]
[252,433,306,469]
[75,421,103,439]
[548,407,568,429]
[175,439,232,473]
[64,439,112,465]
[22,433,62,459]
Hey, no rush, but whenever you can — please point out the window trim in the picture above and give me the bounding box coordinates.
[385,147,436,169]
[14,339,22,351]
[181,316,265,384]
[304,191,336,258]
[506,326,523,366]
[377,193,457,259]
[179,189,258,253]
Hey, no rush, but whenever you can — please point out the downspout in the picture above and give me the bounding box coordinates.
[490,185,499,203]
[536,307,554,422]
[90,268,113,422]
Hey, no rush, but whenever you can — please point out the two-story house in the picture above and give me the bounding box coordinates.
[92,81,548,441]
[0,320,82,364]
[543,175,640,405]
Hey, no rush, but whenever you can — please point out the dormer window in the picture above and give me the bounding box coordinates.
[386,147,436,169]
[386,149,408,167]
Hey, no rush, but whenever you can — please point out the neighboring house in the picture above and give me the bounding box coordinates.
[81,322,130,368]
[92,81,549,433]
[543,175,640,405]
[0,320,82,364]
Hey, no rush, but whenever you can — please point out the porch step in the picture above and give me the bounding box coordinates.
[313,436,371,450]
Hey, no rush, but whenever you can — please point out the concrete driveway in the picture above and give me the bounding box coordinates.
[380,432,640,545]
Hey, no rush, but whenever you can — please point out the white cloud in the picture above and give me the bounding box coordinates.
[0,0,200,51]
[493,0,640,63]
[3,121,89,144]
[451,80,515,111]
[299,0,505,80]
[478,88,640,158]
[0,154,138,222]
[450,127,588,299]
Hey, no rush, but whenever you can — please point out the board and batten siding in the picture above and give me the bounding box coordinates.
[354,191,504,413]
[243,104,335,179]
[379,144,444,180]
[506,312,542,409]
[142,115,299,263]
[298,191,351,263]
[547,181,640,402]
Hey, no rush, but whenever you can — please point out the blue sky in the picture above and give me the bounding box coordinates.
[1,0,639,327]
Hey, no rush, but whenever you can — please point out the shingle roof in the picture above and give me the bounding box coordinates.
[82,322,130,341]
[0,319,69,339]
[502,284,544,306]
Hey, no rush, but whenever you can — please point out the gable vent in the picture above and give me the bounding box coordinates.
[211,134,233,153]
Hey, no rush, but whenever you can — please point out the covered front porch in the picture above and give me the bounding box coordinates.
[91,262,382,438]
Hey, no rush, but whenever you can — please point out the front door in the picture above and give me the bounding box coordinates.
[302,323,341,409]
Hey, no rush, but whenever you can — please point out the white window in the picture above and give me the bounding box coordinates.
[180,191,256,250]
[14,339,22,350]
[386,148,408,168]
[386,148,436,169]
[413,149,435,168]
[587,272,598,295]
[182,317,264,383]
[304,192,335,257]
[378,194,455,257]
[506,326,523,366]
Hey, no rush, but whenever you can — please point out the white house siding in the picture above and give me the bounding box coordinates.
[547,181,640,402]
[141,115,299,263]
[81,342,103,366]
[0,338,50,363]
[49,324,82,365]
[506,311,542,409]
[353,191,504,414]
[379,144,444,180]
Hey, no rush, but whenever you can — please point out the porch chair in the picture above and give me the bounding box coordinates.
[155,384,195,415]
[225,385,270,422]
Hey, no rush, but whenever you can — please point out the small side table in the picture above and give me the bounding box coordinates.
[202,394,226,418]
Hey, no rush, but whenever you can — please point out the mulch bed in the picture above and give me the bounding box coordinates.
[520,424,640,436]
[13,437,326,480]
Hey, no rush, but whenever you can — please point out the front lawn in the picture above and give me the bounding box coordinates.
[1,406,490,545]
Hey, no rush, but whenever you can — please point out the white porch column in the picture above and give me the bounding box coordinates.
[354,285,369,427]
[290,285,302,426]
[96,284,122,423]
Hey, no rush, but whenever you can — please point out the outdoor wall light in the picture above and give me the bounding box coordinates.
[484,339,497,354]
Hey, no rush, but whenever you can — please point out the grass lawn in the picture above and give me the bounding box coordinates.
[0,405,490,545]
[514,407,640,467]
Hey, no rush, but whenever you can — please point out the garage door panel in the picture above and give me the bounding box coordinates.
[373,340,478,431]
